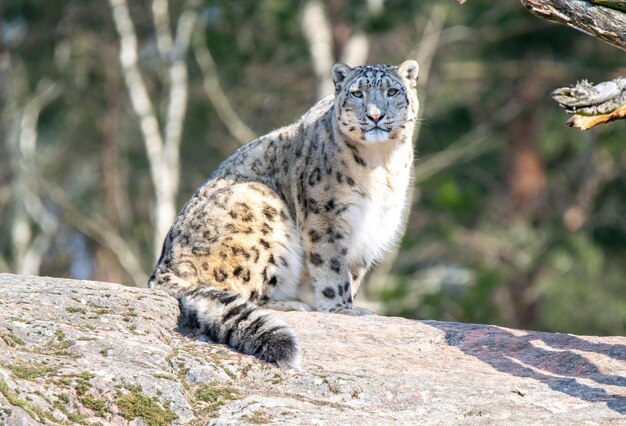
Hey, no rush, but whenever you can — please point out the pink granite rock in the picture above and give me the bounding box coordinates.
[0,274,624,425]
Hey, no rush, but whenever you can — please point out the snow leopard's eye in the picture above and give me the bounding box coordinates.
[387,88,398,96]
[351,90,363,98]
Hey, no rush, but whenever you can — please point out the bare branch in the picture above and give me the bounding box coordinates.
[552,77,626,129]
[553,78,626,114]
[109,0,174,255]
[110,0,197,255]
[164,2,199,194]
[110,0,165,175]
[7,80,61,275]
[409,3,450,144]
[415,100,522,183]
[564,102,626,129]
[592,1,626,13]
[19,83,62,157]
[519,0,626,51]
[2,57,147,283]
[151,0,174,60]
[563,149,618,231]
[340,31,369,68]
[301,0,335,99]
[193,36,257,145]
[31,175,150,286]
[458,0,626,50]
[367,0,385,15]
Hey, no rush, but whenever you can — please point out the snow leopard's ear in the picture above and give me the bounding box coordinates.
[398,60,419,89]
[332,62,352,93]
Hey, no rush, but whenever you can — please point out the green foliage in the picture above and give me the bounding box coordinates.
[6,363,58,380]
[115,384,177,426]
[79,394,107,417]
[193,382,240,417]
[0,329,25,347]
[194,382,239,403]
[0,379,55,422]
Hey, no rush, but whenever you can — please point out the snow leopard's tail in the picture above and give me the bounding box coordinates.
[175,285,300,368]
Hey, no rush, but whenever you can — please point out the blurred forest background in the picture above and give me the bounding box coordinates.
[1,0,625,336]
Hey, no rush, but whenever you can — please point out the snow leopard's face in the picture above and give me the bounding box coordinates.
[332,61,419,144]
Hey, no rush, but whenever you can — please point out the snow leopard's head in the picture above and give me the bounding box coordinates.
[332,60,419,144]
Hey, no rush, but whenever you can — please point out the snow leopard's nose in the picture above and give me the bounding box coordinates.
[367,112,384,123]
[367,104,384,123]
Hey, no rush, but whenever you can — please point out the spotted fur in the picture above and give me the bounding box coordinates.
[149,61,420,367]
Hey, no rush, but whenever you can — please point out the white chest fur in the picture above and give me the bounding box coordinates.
[347,145,412,266]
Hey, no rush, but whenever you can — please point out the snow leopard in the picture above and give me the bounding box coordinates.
[149,60,419,368]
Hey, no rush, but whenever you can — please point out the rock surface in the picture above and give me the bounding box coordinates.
[0,273,624,425]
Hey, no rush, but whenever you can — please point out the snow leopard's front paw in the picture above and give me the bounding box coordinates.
[333,306,376,316]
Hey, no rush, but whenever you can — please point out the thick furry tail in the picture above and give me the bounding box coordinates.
[177,286,300,368]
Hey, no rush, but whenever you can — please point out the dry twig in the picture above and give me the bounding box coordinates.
[193,36,257,146]
[552,78,626,129]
